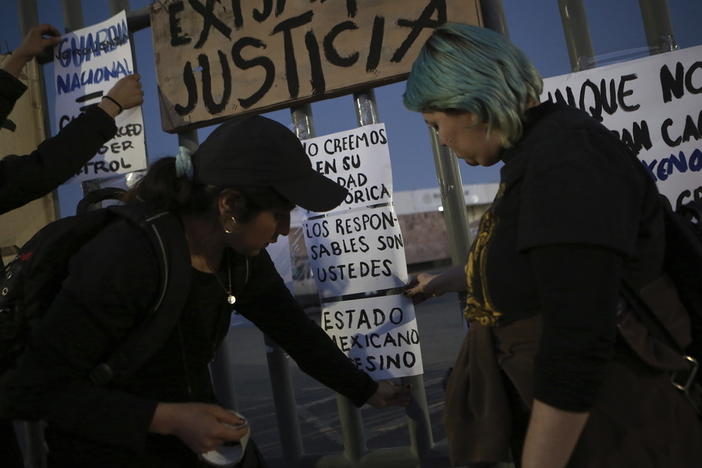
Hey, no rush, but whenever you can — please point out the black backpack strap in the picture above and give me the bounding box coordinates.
[76,187,127,215]
[90,207,192,385]
[678,197,702,238]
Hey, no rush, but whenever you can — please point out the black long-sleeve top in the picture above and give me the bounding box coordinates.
[0,69,116,215]
[0,217,377,467]
[464,102,664,411]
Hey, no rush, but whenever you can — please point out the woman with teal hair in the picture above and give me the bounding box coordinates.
[404,23,702,468]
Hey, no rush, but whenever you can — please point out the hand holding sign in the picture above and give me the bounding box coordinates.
[2,24,61,78]
[404,272,440,304]
[366,380,411,408]
[97,74,144,118]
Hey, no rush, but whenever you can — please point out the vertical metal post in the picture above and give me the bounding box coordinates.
[61,0,84,32]
[293,102,369,464]
[638,0,677,54]
[210,330,239,412]
[355,89,435,460]
[14,4,52,465]
[429,133,471,267]
[557,0,596,71]
[235,103,319,465]
[426,0,512,271]
[18,0,51,148]
[262,335,304,463]
[61,0,101,199]
[479,0,510,36]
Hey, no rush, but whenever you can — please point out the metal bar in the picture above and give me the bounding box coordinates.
[353,90,379,126]
[61,0,84,32]
[240,103,322,465]
[210,331,240,411]
[18,6,52,468]
[263,335,304,463]
[125,6,152,32]
[638,0,677,54]
[479,0,510,36]
[557,0,596,71]
[61,0,100,201]
[109,0,130,14]
[428,130,471,267]
[291,104,316,139]
[18,0,55,221]
[353,89,437,463]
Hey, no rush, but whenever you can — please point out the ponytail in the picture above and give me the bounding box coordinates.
[124,157,294,220]
[123,157,218,213]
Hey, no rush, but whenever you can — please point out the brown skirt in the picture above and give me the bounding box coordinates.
[443,315,702,467]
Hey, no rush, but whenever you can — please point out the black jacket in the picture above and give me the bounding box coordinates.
[0,216,377,467]
[0,69,116,215]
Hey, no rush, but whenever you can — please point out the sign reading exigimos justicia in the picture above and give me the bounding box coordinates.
[150,0,482,132]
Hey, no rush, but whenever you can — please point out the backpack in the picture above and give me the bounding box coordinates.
[620,195,702,412]
[0,203,193,385]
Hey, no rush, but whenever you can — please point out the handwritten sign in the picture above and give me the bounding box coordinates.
[541,45,702,209]
[302,123,392,213]
[54,11,146,183]
[150,0,481,132]
[303,205,408,298]
[322,294,423,379]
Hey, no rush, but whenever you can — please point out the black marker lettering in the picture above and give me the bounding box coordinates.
[231,37,275,109]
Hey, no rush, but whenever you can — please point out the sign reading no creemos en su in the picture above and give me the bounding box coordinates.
[150,0,481,132]
[53,11,147,183]
[302,123,392,212]
[541,45,702,209]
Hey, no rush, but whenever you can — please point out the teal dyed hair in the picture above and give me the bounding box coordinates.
[403,23,543,147]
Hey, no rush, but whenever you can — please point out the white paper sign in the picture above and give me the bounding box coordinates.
[302,123,392,213]
[53,11,146,183]
[541,45,702,209]
[304,205,408,298]
[321,294,423,379]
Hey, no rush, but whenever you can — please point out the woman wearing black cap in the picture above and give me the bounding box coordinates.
[0,115,408,467]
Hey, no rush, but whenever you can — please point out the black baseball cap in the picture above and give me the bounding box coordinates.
[191,115,348,212]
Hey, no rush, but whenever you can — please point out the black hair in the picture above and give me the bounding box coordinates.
[123,157,293,223]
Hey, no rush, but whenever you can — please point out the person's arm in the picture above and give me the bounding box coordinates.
[0,74,143,214]
[2,24,61,79]
[522,400,589,468]
[521,244,622,468]
[237,251,393,407]
[0,24,61,125]
[404,265,466,303]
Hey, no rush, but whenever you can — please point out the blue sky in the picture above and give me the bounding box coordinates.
[1,0,700,216]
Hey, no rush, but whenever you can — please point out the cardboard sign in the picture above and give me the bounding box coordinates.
[322,294,423,379]
[53,11,146,183]
[302,123,392,213]
[150,0,481,132]
[303,205,408,298]
[541,45,702,209]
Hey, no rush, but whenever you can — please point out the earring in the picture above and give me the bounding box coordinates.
[224,216,238,234]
